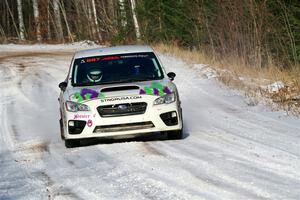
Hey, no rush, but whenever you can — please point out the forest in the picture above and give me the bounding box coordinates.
[0,0,299,68]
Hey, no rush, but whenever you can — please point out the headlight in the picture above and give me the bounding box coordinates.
[154,92,176,105]
[65,101,90,112]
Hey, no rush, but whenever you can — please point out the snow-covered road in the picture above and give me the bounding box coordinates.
[0,45,299,200]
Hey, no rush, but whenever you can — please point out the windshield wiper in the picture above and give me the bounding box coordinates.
[100,79,134,85]
[125,77,153,82]
[100,77,154,84]
[73,82,94,87]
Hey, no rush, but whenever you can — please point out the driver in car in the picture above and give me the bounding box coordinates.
[85,68,103,83]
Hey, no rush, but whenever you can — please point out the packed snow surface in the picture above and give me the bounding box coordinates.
[0,44,299,200]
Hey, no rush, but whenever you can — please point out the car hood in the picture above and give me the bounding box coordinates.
[65,79,176,103]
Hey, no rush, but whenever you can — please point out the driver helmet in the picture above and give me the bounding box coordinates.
[87,68,103,83]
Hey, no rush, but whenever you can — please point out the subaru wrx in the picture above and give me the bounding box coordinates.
[58,45,183,148]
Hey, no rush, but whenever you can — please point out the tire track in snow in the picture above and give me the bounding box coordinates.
[0,52,72,63]
[0,51,83,200]
[0,49,299,200]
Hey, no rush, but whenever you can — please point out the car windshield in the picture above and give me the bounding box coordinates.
[72,52,164,86]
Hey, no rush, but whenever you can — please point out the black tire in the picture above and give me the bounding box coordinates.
[59,119,65,140]
[167,129,183,140]
[65,139,81,148]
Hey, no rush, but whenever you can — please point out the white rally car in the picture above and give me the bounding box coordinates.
[58,45,183,148]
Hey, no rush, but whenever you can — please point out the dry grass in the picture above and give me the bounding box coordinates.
[153,43,300,115]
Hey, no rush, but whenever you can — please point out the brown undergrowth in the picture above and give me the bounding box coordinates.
[153,43,300,116]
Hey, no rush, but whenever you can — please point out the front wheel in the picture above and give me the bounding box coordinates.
[65,139,81,148]
[167,129,183,140]
[59,119,65,140]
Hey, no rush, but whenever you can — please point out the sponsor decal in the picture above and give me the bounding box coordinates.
[85,57,101,63]
[70,82,172,103]
[87,120,93,127]
[120,54,149,59]
[102,56,120,61]
[70,88,105,103]
[83,56,120,63]
[74,114,90,120]
[139,82,172,96]
[100,96,142,103]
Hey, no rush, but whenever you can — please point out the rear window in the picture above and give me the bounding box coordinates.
[72,52,164,86]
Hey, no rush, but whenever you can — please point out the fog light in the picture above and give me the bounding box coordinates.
[68,120,86,135]
[160,111,178,126]
[171,111,177,118]
[69,121,75,126]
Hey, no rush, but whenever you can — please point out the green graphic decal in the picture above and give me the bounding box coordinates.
[71,88,105,103]
[139,82,172,96]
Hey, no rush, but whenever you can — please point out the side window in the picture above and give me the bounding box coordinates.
[152,58,161,77]
[66,57,74,82]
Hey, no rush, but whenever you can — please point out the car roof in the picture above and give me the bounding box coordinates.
[74,45,154,59]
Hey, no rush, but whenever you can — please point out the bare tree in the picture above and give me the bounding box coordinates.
[32,0,41,41]
[47,0,51,40]
[16,0,25,40]
[118,0,127,27]
[59,1,73,42]
[53,0,64,42]
[0,24,7,42]
[130,0,141,41]
[107,0,115,22]
[91,0,101,41]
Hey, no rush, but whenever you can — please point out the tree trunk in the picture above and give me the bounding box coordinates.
[16,0,25,40]
[53,0,64,42]
[91,0,101,41]
[0,24,7,42]
[59,1,73,42]
[32,0,41,42]
[107,0,115,21]
[47,0,51,40]
[106,0,117,38]
[119,0,127,27]
[130,0,141,41]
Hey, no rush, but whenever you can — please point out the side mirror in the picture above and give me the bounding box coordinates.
[167,72,176,81]
[59,82,67,91]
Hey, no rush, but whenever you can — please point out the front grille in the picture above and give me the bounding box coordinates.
[97,102,147,117]
[93,121,154,133]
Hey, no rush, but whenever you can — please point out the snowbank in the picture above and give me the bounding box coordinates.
[0,40,100,52]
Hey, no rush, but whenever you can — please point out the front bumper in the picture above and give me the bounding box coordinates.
[62,99,182,140]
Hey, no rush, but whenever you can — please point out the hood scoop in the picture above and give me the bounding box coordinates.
[100,85,140,93]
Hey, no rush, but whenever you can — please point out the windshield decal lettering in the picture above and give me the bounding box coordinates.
[86,57,101,63]
[84,56,120,63]
[139,82,171,96]
[102,56,120,60]
[120,54,149,59]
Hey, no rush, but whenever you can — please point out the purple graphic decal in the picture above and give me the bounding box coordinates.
[163,86,171,94]
[153,88,159,96]
[80,88,99,100]
[139,82,173,96]
[139,89,146,95]
[72,89,106,103]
